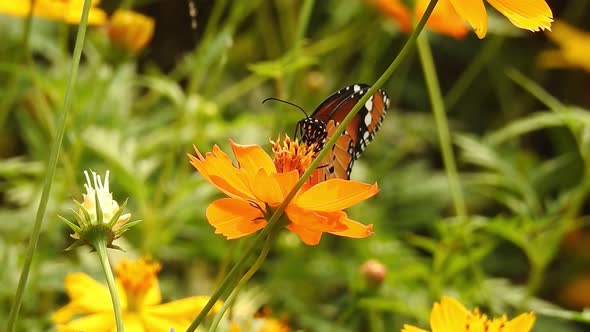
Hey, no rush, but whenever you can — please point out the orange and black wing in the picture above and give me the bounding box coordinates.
[303,84,390,181]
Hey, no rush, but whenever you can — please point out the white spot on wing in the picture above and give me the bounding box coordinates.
[365,98,373,112]
[364,112,372,127]
[353,85,361,92]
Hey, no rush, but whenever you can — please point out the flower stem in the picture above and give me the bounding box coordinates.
[284,0,315,95]
[6,1,92,330]
[416,32,467,219]
[208,232,276,332]
[22,0,36,61]
[185,2,439,330]
[93,239,125,332]
[185,220,282,332]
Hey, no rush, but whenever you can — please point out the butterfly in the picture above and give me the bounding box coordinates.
[296,84,390,183]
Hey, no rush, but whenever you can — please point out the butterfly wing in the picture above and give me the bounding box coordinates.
[307,84,390,181]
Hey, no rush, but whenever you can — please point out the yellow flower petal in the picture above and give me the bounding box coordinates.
[248,169,287,206]
[401,325,430,332]
[504,312,536,332]
[64,273,114,312]
[285,206,347,232]
[487,0,552,33]
[416,0,469,39]
[142,279,162,307]
[328,213,374,239]
[430,296,470,331]
[206,198,267,239]
[143,296,221,318]
[189,145,254,200]
[122,313,145,332]
[285,223,323,245]
[55,312,114,332]
[294,179,378,212]
[141,314,190,332]
[448,0,488,38]
[230,139,277,176]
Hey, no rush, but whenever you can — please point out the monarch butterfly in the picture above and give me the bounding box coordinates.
[297,84,390,183]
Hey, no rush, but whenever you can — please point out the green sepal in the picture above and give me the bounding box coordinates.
[58,214,82,233]
[65,239,85,251]
[73,199,92,225]
[107,198,129,228]
[115,219,142,234]
[95,190,103,224]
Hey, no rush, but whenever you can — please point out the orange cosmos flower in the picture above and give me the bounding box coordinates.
[188,137,378,245]
[107,9,155,54]
[367,0,468,39]
[52,257,221,332]
[402,296,536,332]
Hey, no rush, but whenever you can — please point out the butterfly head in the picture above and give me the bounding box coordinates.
[296,117,327,153]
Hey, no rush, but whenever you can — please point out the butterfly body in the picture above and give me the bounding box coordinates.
[298,84,390,182]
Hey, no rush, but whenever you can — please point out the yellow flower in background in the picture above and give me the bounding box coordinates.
[448,0,553,39]
[52,257,221,332]
[538,21,590,73]
[0,0,106,25]
[107,9,155,54]
[402,296,535,332]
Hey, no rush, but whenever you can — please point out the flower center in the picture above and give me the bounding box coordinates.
[115,257,161,311]
[271,136,318,176]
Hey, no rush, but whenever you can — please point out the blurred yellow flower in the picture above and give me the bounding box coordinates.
[52,257,221,332]
[538,21,590,73]
[367,0,468,39]
[0,0,106,25]
[107,9,155,54]
[448,0,552,39]
[402,296,536,332]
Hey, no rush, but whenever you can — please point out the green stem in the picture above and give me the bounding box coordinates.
[185,1,439,330]
[22,0,36,61]
[6,1,92,331]
[445,36,504,110]
[416,32,467,219]
[93,239,125,331]
[208,232,275,332]
[284,0,315,95]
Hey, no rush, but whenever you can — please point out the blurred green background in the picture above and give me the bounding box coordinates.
[1,0,590,331]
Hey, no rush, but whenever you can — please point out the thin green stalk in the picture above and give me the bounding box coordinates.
[93,239,125,331]
[208,233,275,332]
[185,1,439,330]
[6,1,92,330]
[368,309,384,332]
[416,32,467,219]
[284,0,314,95]
[22,0,36,61]
[445,36,504,110]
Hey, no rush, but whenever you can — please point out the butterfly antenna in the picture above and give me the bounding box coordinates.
[262,97,309,118]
